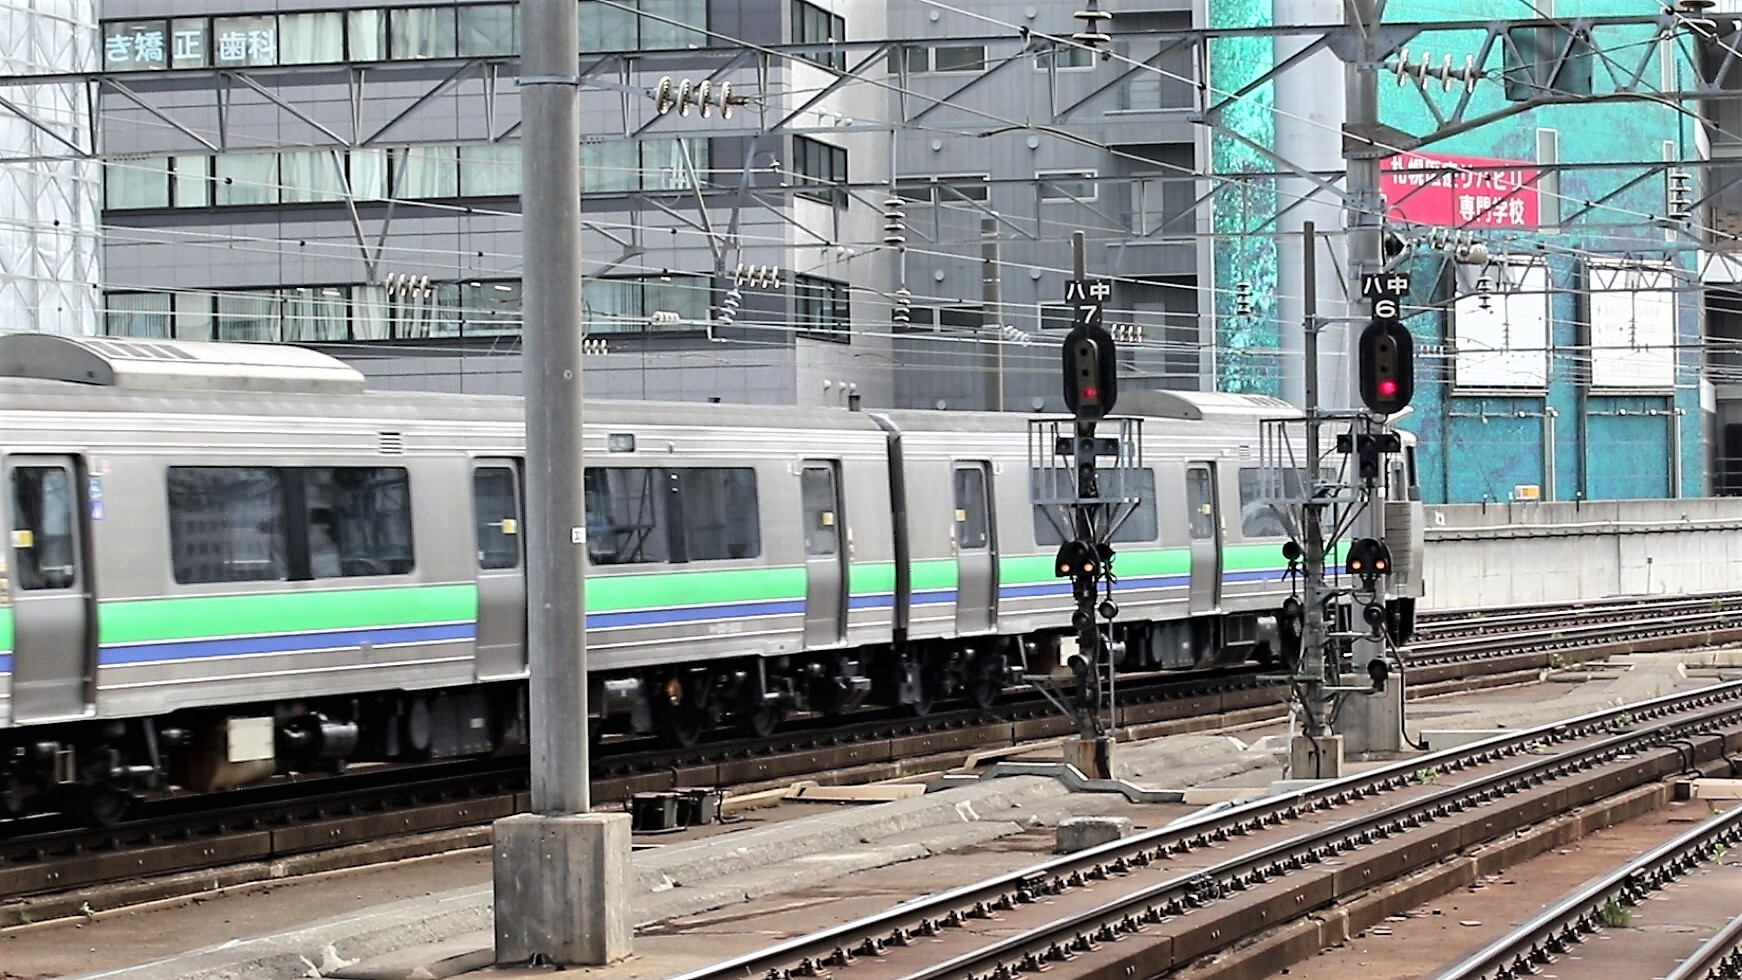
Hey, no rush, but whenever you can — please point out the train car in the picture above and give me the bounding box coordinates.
[0,335,1423,824]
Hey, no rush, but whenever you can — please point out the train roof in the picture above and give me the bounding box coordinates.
[0,334,1303,430]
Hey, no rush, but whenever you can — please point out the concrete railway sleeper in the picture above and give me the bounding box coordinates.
[1434,807,1742,980]
[0,621,1645,917]
[670,678,1742,980]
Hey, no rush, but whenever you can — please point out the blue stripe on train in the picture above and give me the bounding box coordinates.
[98,622,477,667]
[0,652,9,675]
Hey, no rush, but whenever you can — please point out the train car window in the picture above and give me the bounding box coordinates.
[303,467,415,577]
[800,466,839,556]
[1186,468,1216,539]
[1236,467,1300,538]
[1029,468,1158,546]
[473,467,520,569]
[11,466,79,590]
[167,467,288,584]
[954,465,990,550]
[584,467,670,564]
[677,468,760,561]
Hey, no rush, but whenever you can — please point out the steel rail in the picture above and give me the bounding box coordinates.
[668,678,1742,980]
[5,593,1732,913]
[1433,808,1742,980]
[1666,907,1742,980]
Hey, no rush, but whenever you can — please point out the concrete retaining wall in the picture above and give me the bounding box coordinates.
[1421,498,1742,611]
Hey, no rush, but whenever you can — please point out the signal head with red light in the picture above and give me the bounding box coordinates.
[1358,319,1414,415]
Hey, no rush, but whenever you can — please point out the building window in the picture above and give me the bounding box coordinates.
[279,11,344,64]
[392,145,460,198]
[389,7,457,58]
[795,275,849,341]
[890,44,929,74]
[457,4,516,57]
[1038,170,1096,203]
[459,143,522,196]
[217,291,283,342]
[212,14,277,66]
[101,3,715,71]
[283,286,351,341]
[1034,44,1093,70]
[105,292,172,337]
[939,306,982,332]
[1039,304,1074,331]
[104,21,171,70]
[214,152,279,206]
[583,274,711,334]
[460,280,522,336]
[280,150,347,203]
[793,136,848,207]
[105,156,172,210]
[348,9,386,60]
[642,138,709,191]
[936,174,991,206]
[933,45,985,72]
[640,0,708,49]
[792,0,845,70]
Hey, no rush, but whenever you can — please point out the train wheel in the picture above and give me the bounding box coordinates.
[966,659,1002,711]
[740,700,783,740]
[655,705,706,749]
[72,784,134,828]
[904,670,937,717]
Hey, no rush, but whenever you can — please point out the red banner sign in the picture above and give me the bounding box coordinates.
[1380,151,1540,228]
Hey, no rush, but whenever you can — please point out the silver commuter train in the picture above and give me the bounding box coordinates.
[0,335,1423,822]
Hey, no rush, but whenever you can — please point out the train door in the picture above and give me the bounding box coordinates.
[1185,462,1222,614]
[952,462,997,634]
[472,461,527,680]
[6,456,93,723]
[800,462,847,648]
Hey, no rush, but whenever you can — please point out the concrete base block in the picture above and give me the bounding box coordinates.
[1336,680,1404,754]
[1064,736,1115,780]
[492,811,633,967]
[1056,815,1134,853]
[1421,729,1516,751]
[1289,734,1344,780]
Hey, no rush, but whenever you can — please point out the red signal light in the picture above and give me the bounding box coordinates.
[1377,379,1397,397]
[1082,385,1099,401]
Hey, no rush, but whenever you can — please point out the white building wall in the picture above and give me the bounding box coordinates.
[0,0,100,335]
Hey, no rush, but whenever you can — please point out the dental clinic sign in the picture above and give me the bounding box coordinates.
[1380,152,1540,228]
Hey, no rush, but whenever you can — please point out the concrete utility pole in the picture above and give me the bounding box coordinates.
[492,0,632,966]
[1336,0,1405,754]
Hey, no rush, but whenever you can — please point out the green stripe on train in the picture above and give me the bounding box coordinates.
[96,585,481,645]
[0,605,11,655]
[84,540,1294,647]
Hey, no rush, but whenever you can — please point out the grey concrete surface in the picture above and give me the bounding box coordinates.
[491,812,632,967]
[68,735,1281,980]
[1055,815,1133,853]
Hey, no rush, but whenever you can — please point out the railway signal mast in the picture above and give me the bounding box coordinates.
[1260,222,1414,781]
[1027,232,1143,781]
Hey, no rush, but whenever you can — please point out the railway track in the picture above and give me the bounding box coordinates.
[670,679,1742,980]
[3,591,1741,927]
[1434,806,1742,980]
